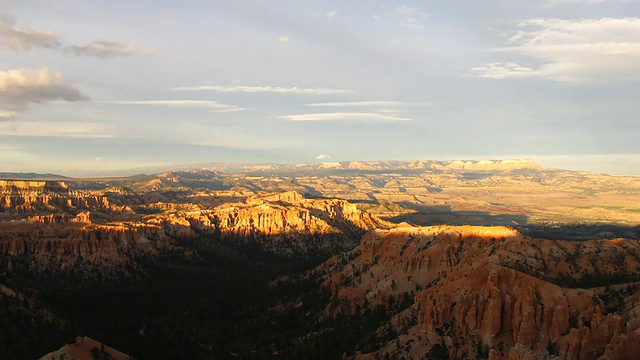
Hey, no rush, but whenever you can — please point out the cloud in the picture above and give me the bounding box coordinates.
[326,10,337,18]
[0,16,60,51]
[0,111,16,119]
[280,112,411,122]
[397,5,430,30]
[471,62,540,79]
[473,17,640,84]
[542,0,639,7]
[0,68,88,112]
[308,101,416,107]
[111,100,244,112]
[64,40,157,58]
[316,154,331,160]
[170,84,354,95]
[277,36,289,43]
[0,120,110,138]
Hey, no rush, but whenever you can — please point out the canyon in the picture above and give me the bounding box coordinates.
[0,160,639,359]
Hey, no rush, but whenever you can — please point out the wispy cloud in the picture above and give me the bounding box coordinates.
[0,14,156,58]
[472,17,640,84]
[0,16,60,51]
[0,68,88,112]
[471,62,540,79]
[316,154,331,160]
[397,5,430,30]
[326,10,337,18]
[277,36,289,43]
[170,84,354,95]
[0,111,16,119]
[542,0,639,8]
[280,112,411,122]
[0,120,111,138]
[64,40,157,58]
[111,100,244,112]
[308,101,418,107]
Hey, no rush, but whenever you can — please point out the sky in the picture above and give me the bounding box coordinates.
[1,0,640,176]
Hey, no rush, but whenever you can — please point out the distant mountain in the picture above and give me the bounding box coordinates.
[199,159,542,174]
[0,172,69,180]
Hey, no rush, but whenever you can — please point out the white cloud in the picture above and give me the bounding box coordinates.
[471,62,540,79]
[280,112,411,122]
[0,111,16,119]
[0,68,87,111]
[0,16,60,51]
[64,40,157,58]
[397,5,429,30]
[0,16,155,58]
[326,10,337,18]
[277,36,289,43]
[473,17,640,84]
[111,100,244,112]
[308,101,415,107]
[170,84,354,95]
[316,154,331,160]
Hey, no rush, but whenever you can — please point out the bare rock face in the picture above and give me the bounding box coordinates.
[39,336,131,360]
[0,222,171,280]
[317,225,640,360]
[0,180,113,218]
[0,189,386,281]
[163,191,391,257]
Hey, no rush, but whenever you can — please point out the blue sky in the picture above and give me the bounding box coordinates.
[1,0,640,175]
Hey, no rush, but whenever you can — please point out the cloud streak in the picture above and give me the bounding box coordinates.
[473,17,640,84]
[0,16,60,51]
[0,68,88,112]
[111,100,244,112]
[64,40,157,58]
[0,120,110,138]
[543,0,640,7]
[0,14,156,58]
[0,111,16,119]
[170,84,354,95]
[280,112,411,122]
[308,101,422,107]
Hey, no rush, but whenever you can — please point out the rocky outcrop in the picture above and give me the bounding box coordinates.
[194,191,386,236]
[0,180,112,215]
[317,225,640,360]
[39,336,131,360]
[0,222,172,280]
[0,190,386,280]
[147,191,390,257]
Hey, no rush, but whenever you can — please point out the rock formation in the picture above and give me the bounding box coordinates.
[39,336,131,360]
[0,188,388,280]
[317,225,640,360]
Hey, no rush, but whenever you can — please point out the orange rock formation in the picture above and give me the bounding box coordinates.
[318,225,640,360]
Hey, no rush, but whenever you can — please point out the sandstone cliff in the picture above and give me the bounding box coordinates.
[0,190,386,280]
[0,179,114,218]
[317,225,640,360]
[39,336,131,360]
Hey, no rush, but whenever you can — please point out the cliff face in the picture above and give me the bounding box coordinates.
[0,180,113,217]
[0,222,172,281]
[39,336,131,360]
[0,190,386,281]
[317,226,640,360]
[147,191,390,257]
